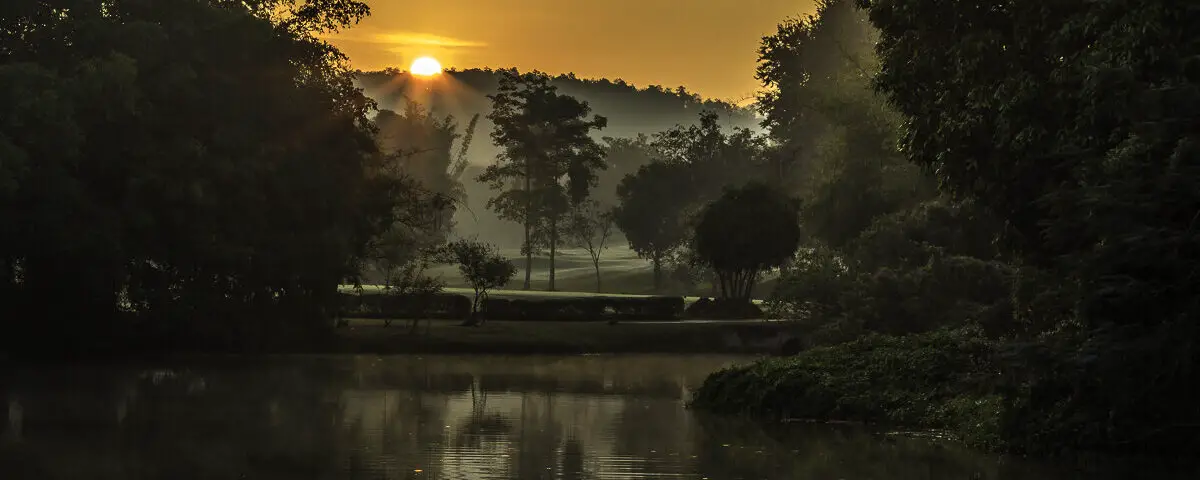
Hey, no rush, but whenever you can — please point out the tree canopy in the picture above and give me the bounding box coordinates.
[0,0,398,352]
[693,183,802,301]
[478,69,607,290]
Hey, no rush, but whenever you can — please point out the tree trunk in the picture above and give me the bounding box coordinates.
[548,217,557,291]
[523,173,532,290]
[593,258,602,293]
[652,255,662,293]
[745,271,758,301]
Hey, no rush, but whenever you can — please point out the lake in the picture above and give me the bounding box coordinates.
[0,354,1193,479]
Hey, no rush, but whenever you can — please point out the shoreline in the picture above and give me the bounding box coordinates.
[0,319,797,364]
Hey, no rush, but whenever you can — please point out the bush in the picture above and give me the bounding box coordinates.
[684,298,764,319]
[691,327,999,436]
[339,292,471,320]
[480,296,684,321]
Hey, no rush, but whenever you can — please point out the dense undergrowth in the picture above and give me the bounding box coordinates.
[691,328,1007,448]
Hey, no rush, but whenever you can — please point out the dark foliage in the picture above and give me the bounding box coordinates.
[700,0,1200,458]
[693,183,803,301]
[480,296,684,322]
[0,0,396,354]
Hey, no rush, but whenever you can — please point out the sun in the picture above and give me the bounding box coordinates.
[410,56,443,76]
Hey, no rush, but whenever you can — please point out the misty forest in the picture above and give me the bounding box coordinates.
[2,0,1199,478]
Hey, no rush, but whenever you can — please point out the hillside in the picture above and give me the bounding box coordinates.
[354,68,761,246]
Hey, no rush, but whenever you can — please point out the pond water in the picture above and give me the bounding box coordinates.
[0,354,1193,479]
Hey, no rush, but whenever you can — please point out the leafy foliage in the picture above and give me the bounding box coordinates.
[0,0,402,353]
[436,239,517,324]
[856,0,1200,453]
[612,161,695,291]
[692,327,998,435]
[611,111,772,292]
[705,0,1200,457]
[693,183,802,301]
[478,69,607,290]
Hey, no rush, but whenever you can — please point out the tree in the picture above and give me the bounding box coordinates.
[478,69,607,291]
[594,135,656,208]
[438,239,517,326]
[536,92,608,292]
[566,201,616,293]
[0,0,397,353]
[366,103,476,291]
[858,0,1200,452]
[694,183,802,301]
[757,0,936,249]
[612,162,695,291]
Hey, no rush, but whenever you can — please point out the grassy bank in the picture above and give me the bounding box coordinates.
[331,318,795,354]
[689,327,1010,449]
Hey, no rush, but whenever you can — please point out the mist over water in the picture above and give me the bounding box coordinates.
[0,355,1186,480]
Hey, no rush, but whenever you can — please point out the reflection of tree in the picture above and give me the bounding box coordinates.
[3,356,1149,480]
[561,437,588,480]
[511,391,565,480]
[454,376,513,450]
[611,398,694,477]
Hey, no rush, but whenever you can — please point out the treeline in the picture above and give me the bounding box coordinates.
[693,0,1200,457]
[355,67,758,137]
[355,68,761,246]
[0,0,461,354]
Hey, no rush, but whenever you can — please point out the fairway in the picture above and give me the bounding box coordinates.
[350,244,777,300]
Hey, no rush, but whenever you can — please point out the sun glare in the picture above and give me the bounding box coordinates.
[410,56,443,76]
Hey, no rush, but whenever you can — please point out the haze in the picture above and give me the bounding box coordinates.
[328,0,817,102]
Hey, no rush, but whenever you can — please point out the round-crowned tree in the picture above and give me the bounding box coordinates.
[694,182,802,301]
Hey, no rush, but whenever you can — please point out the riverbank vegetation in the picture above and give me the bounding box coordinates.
[2,0,1195,460]
[692,0,1200,458]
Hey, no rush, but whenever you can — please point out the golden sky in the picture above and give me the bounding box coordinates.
[326,1,817,102]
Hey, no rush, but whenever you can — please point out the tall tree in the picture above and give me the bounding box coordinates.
[858,0,1200,452]
[0,0,393,352]
[479,69,606,291]
[612,162,695,291]
[367,103,473,288]
[757,0,935,249]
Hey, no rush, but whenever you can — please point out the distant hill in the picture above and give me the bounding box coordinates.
[355,68,759,141]
[354,68,761,246]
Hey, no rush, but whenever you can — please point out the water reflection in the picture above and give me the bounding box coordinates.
[0,354,1194,479]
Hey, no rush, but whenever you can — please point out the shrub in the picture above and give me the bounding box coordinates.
[691,327,998,429]
[480,296,684,321]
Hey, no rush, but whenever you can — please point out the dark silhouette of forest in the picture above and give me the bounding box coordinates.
[1,0,1198,462]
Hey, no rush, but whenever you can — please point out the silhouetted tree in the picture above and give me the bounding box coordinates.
[565,200,616,293]
[437,239,517,325]
[612,162,695,291]
[0,0,391,352]
[694,183,802,300]
[367,103,471,288]
[478,69,606,291]
[859,0,1200,453]
[595,135,656,208]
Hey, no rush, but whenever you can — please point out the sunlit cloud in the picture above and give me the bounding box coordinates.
[327,29,487,50]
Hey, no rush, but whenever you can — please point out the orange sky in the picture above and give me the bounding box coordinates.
[326,1,817,103]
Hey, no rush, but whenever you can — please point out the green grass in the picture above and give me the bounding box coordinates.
[338,285,767,308]
[332,318,794,354]
[366,245,778,298]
